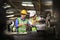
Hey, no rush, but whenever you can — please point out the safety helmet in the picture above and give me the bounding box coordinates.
[21,9,27,15]
[29,11,36,17]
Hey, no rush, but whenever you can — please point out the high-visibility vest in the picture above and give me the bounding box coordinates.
[17,17,28,32]
[29,17,40,31]
[32,27,37,32]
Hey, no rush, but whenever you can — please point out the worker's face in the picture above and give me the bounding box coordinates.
[32,16,36,20]
[21,14,26,18]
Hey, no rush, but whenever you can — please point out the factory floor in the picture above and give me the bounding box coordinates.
[2,31,57,40]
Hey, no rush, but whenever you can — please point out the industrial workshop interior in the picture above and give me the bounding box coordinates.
[0,0,59,40]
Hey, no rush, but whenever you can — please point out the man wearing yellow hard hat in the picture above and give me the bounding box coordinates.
[15,9,29,33]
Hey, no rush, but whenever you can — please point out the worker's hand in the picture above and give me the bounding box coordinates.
[34,20,37,23]
[24,24,28,26]
[18,23,28,26]
[32,21,36,25]
[36,20,39,22]
[18,24,24,27]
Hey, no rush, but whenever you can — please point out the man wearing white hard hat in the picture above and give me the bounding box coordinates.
[28,11,38,32]
[28,11,46,38]
[28,11,46,32]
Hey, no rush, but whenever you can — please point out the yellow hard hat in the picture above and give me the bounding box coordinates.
[21,9,27,15]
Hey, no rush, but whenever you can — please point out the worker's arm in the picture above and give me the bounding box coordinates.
[15,19,19,28]
[36,16,45,22]
[24,21,30,27]
[15,19,23,28]
[27,20,33,27]
[28,20,36,27]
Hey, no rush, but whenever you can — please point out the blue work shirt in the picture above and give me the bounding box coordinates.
[15,17,29,28]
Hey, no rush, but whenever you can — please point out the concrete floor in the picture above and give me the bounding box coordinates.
[5,31,56,40]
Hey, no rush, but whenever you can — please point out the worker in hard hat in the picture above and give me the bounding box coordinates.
[15,9,29,33]
[28,11,46,38]
[28,11,46,32]
[28,11,42,32]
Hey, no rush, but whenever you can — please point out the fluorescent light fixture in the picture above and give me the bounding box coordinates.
[22,4,34,7]
[22,4,27,6]
[22,2,34,7]
[9,17,17,19]
[6,11,14,14]
[9,18,15,19]
[44,1,52,5]
[4,5,11,8]
[46,1,52,4]
[27,4,34,6]
[6,15,14,17]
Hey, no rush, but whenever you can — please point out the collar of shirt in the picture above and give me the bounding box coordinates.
[20,17,26,21]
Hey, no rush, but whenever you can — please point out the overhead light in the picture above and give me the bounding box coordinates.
[6,15,14,17]
[22,4,27,6]
[9,18,15,19]
[22,4,34,7]
[44,1,52,5]
[9,17,17,19]
[3,5,11,9]
[45,1,52,4]
[22,1,34,7]
[27,4,34,7]
[6,11,14,14]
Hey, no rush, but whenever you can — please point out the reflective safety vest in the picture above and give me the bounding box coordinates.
[17,17,28,32]
[29,17,40,31]
[32,27,37,32]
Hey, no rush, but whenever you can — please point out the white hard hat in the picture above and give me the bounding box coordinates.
[29,11,36,17]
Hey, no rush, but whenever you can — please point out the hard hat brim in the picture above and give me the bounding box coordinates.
[21,14,27,15]
[30,15,36,17]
